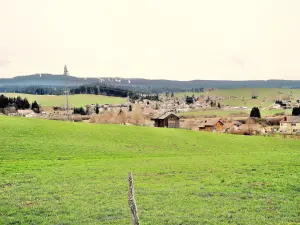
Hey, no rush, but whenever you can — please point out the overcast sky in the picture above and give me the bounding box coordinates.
[0,0,300,80]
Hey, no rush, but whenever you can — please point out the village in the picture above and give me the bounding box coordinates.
[2,91,300,137]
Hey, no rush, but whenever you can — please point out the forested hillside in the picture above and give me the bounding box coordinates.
[2,74,300,90]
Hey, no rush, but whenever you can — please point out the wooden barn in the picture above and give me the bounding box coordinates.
[151,112,180,128]
[198,118,224,132]
[223,120,243,132]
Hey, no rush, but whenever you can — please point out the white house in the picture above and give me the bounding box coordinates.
[272,104,281,109]
[279,116,300,134]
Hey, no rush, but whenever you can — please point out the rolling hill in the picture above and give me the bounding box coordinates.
[0,93,126,107]
[2,74,300,90]
[0,116,299,224]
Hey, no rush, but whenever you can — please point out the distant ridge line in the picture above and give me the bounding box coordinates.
[1,74,300,89]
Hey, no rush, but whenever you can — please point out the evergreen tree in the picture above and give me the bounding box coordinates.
[95,104,100,114]
[0,94,9,108]
[217,102,221,108]
[73,107,86,115]
[23,98,30,109]
[250,107,261,118]
[15,96,22,109]
[94,87,99,95]
[292,107,300,116]
[128,104,132,112]
[0,94,33,110]
[31,101,40,113]
[185,96,194,104]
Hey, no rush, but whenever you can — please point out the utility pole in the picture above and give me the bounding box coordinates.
[64,65,70,120]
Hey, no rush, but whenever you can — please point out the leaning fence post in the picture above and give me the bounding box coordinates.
[128,171,140,225]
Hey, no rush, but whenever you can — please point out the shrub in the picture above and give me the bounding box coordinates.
[73,107,86,115]
[53,106,63,111]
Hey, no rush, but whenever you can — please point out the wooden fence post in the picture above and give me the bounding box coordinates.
[128,171,140,225]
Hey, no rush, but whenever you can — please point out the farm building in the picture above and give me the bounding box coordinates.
[223,120,243,132]
[143,107,155,115]
[279,116,300,134]
[17,109,34,117]
[239,123,265,135]
[151,112,180,128]
[198,118,224,132]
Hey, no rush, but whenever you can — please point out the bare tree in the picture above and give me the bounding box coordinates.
[116,108,126,125]
[132,104,144,125]
[99,110,114,124]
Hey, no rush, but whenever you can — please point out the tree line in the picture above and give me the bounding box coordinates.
[250,106,300,118]
[130,93,159,101]
[0,94,40,113]
[0,86,65,95]
[73,107,87,115]
[69,84,132,97]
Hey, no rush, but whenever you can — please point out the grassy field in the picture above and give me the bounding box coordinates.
[0,116,299,224]
[0,93,126,107]
[176,88,300,108]
[176,88,300,99]
[176,88,298,117]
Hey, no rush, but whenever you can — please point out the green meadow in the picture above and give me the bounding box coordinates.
[176,88,298,117]
[176,88,300,108]
[176,88,300,99]
[0,116,299,224]
[0,93,125,108]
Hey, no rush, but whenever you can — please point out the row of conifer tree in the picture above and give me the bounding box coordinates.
[0,94,40,113]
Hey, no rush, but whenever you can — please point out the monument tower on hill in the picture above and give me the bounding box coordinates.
[64,65,70,120]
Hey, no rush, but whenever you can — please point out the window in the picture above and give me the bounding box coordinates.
[292,123,297,126]
[293,129,297,132]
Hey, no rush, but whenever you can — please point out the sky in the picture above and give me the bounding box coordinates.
[0,0,300,81]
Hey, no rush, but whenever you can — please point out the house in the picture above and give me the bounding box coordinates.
[143,107,155,115]
[151,112,180,128]
[223,121,242,132]
[272,104,281,109]
[239,123,265,135]
[17,109,34,117]
[198,118,224,132]
[279,116,300,134]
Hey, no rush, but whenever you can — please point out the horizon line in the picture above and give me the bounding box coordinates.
[1,73,300,82]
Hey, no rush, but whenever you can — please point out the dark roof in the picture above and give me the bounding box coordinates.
[223,122,234,129]
[232,121,243,126]
[223,121,242,129]
[280,116,300,123]
[151,112,180,120]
